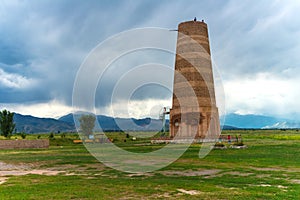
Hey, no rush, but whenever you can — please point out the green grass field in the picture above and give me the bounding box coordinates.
[0,130,300,199]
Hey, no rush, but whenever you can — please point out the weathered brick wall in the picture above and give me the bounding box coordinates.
[0,139,49,149]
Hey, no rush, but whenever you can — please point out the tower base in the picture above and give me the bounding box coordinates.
[169,106,220,139]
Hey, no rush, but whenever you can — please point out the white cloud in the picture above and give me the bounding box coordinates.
[0,68,35,89]
[224,72,300,117]
[0,99,73,119]
[0,98,172,119]
[99,99,172,119]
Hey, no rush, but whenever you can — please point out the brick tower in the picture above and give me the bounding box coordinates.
[169,19,220,139]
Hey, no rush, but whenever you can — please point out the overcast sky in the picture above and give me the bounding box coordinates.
[0,0,299,119]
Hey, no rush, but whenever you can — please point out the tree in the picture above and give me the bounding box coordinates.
[0,110,16,138]
[79,114,96,138]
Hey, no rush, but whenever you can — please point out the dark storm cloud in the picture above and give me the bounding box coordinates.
[0,0,164,105]
[95,48,175,108]
[0,0,299,118]
[208,0,300,79]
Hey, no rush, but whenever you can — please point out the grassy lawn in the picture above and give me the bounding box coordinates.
[0,130,300,199]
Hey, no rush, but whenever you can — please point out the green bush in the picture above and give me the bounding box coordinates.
[20,132,26,139]
[113,138,118,142]
[214,142,225,147]
[49,132,55,139]
[233,142,244,146]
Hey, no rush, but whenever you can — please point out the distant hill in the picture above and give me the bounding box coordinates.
[223,113,300,129]
[13,113,75,133]
[221,125,239,130]
[59,113,167,132]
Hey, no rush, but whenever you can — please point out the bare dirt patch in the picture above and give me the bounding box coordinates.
[0,161,30,170]
[0,169,64,176]
[256,174,271,178]
[0,161,64,177]
[290,179,300,184]
[250,167,281,171]
[222,171,253,177]
[160,169,221,177]
[249,184,288,189]
[177,189,201,195]
[127,173,153,177]
[0,177,9,184]
[0,161,66,184]
[250,167,300,173]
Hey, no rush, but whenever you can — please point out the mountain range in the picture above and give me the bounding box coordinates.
[223,113,300,129]
[12,112,300,133]
[13,113,75,134]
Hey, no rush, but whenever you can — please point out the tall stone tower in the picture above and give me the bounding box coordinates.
[169,19,220,139]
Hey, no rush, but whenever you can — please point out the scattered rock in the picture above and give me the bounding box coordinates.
[230,145,247,149]
[177,189,200,195]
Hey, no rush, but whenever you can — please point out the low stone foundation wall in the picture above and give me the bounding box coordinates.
[0,139,49,149]
[151,138,218,144]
